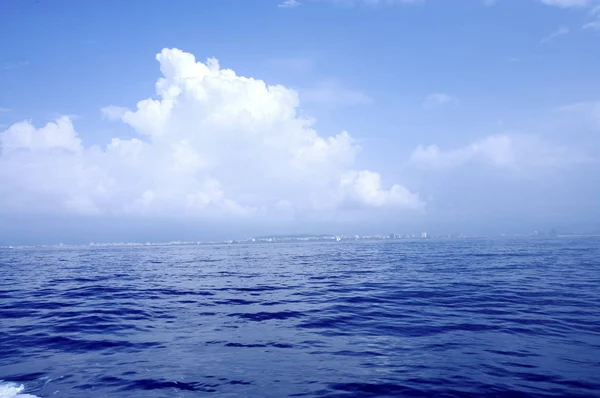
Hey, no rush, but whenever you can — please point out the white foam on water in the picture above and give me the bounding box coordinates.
[0,382,39,398]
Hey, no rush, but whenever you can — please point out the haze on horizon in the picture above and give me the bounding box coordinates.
[1,0,599,245]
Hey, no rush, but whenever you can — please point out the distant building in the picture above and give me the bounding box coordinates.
[421,232,428,239]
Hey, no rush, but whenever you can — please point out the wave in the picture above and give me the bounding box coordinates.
[1,238,599,397]
[0,382,38,398]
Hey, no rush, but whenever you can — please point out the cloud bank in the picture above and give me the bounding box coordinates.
[0,48,423,221]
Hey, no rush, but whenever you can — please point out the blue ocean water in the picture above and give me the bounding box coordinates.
[1,237,599,397]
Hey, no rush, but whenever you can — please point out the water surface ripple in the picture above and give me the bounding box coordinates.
[1,238,599,397]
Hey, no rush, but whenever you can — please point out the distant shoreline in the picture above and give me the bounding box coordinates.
[1,233,599,250]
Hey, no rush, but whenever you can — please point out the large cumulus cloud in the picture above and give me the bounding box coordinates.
[0,48,423,220]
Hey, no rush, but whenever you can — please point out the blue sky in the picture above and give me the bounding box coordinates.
[1,0,599,243]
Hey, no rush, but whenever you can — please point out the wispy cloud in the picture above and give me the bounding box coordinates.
[0,108,13,113]
[483,0,498,6]
[538,0,593,7]
[3,61,29,70]
[558,100,600,130]
[410,134,592,170]
[583,5,600,29]
[278,0,301,7]
[300,79,372,107]
[582,20,600,29]
[540,26,570,43]
[422,93,460,110]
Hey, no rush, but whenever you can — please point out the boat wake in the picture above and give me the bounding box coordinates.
[0,382,38,398]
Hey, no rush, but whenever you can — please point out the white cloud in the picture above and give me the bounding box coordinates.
[101,105,128,120]
[422,93,460,110]
[278,0,301,7]
[0,108,12,113]
[538,0,594,7]
[300,79,372,107]
[339,170,423,208]
[0,48,422,218]
[410,135,516,169]
[540,26,570,43]
[409,134,590,170]
[1,117,82,153]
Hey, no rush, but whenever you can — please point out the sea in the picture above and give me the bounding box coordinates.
[1,237,599,397]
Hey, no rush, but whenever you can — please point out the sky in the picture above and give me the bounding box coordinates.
[1,0,599,244]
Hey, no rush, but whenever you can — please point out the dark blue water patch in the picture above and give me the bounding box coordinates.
[71,375,224,393]
[227,310,304,322]
[500,361,538,369]
[175,299,198,304]
[196,311,217,316]
[310,350,385,357]
[259,299,302,306]
[224,342,294,348]
[339,295,391,304]
[486,349,539,358]
[224,285,291,292]
[1,237,600,397]
[297,315,358,330]
[34,307,155,322]
[0,372,46,382]
[120,378,219,392]
[204,340,228,345]
[324,382,428,397]
[0,309,34,318]
[145,288,215,297]
[214,298,257,305]
[228,380,252,385]
[7,334,162,353]
[65,285,128,298]
[324,382,596,398]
